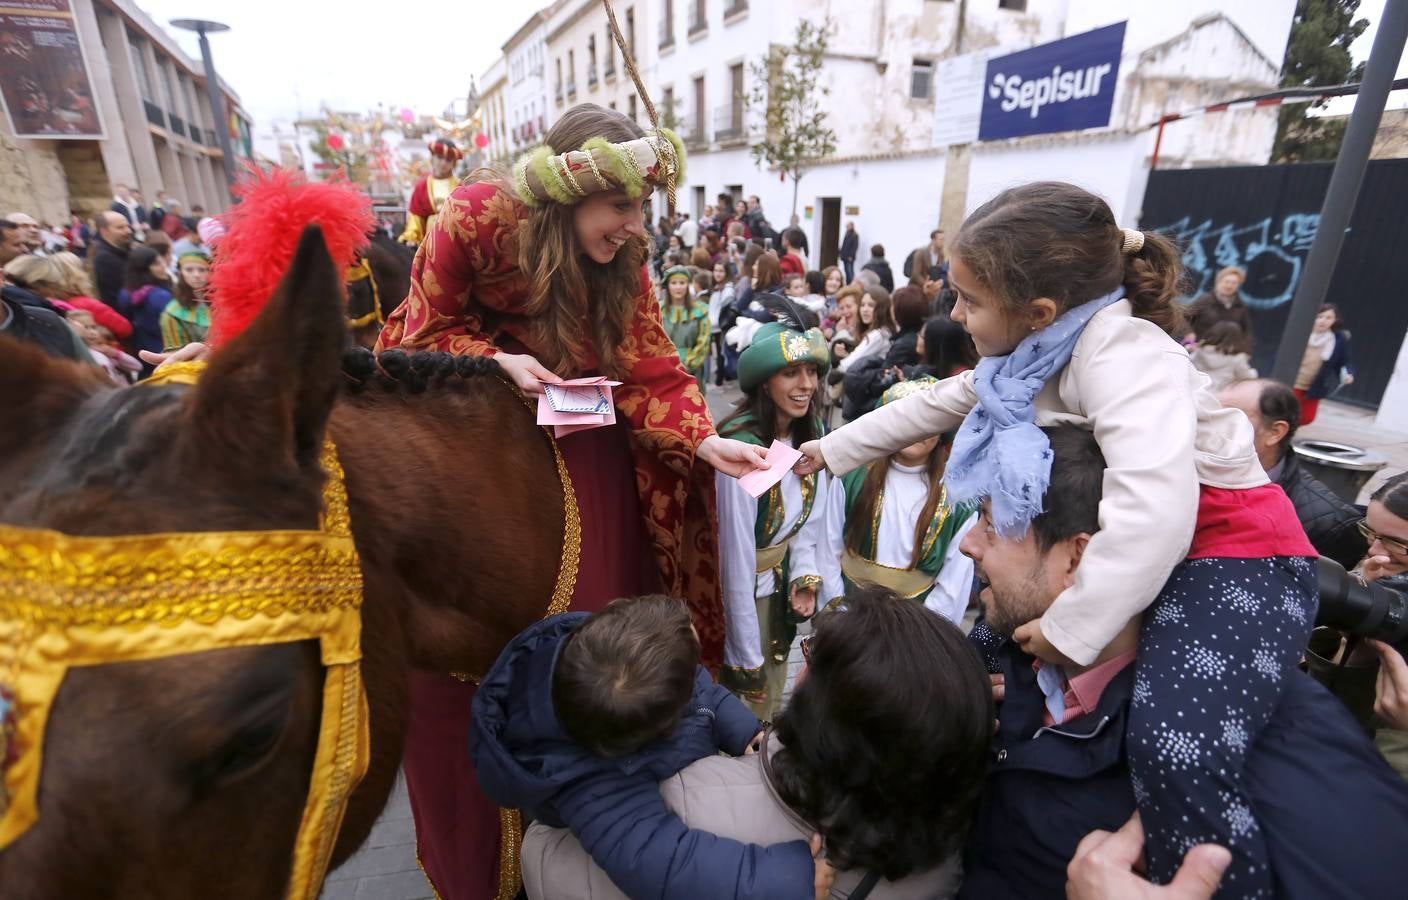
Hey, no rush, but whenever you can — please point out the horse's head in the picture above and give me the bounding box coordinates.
[0,227,349,898]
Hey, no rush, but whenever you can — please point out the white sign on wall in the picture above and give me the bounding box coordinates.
[932,50,990,147]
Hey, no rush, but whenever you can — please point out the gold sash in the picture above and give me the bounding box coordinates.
[756,539,791,574]
[840,548,935,599]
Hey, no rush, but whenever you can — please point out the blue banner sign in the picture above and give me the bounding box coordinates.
[979,21,1126,141]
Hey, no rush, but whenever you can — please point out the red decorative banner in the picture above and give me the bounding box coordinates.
[0,0,104,139]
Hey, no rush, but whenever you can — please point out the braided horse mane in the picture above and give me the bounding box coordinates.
[340,347,503,395]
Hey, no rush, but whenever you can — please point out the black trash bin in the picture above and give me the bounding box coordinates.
[1292,440,1386,505]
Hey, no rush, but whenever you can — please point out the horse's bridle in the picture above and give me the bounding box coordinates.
[0,362,369,900]
[345,257,384,329]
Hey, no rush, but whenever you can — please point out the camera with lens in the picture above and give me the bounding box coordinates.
[1316,557,1408,653]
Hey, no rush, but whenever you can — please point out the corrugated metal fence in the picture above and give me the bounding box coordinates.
[1141,159,1408,408]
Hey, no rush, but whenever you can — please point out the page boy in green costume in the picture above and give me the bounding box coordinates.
[715,302,841,719]
[819,377,976,624]
[658,265,711,389]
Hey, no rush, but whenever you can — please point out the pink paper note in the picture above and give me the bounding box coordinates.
[737,440,802,498]
[536,377,622,437]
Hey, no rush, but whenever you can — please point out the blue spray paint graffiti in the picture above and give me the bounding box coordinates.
[1151,213,1321,310]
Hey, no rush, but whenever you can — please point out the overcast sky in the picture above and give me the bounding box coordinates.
[136,0,1405,125]
[134,0,528,123]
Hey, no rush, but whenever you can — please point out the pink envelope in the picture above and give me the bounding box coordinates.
[737,440,802,498]
[536,377,622,438]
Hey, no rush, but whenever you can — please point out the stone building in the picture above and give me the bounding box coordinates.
[0,0,251,225]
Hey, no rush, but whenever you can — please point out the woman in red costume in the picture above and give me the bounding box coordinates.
[375,103,767,899]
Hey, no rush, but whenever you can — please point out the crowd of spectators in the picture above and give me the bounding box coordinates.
[0,183,216,381]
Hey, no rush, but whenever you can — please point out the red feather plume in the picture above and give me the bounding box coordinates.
[207,166,374,345]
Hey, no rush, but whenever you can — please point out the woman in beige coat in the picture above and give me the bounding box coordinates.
[520,587,992,899]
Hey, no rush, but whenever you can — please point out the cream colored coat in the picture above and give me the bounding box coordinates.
[818,300,1268,664]
[520,749,962,900]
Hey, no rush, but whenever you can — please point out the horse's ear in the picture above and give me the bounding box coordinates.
[188,225,345,473]
[0,335,109,463]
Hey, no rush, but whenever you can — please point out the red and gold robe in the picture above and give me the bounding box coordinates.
[377,180,724,899]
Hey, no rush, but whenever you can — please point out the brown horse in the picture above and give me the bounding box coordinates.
[0,227,566,898]
[345,231,415,349]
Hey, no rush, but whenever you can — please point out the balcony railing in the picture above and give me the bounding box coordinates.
[189,126,203,146]
[681,117,707,148]
[143,100,165,127]
[168,113,186,137]
[566,79,577,97]
[206,128,217,146]
[659,19,674,49]
[724,0,748,19]
[587,68,598,87]
[538,115,546,132]
[604,56,616,77]
[688,6,707,36]
[714,103,744,142]
[555,85,564,103]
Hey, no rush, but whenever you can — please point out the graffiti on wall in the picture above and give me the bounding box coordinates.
[1151,213,1322,310]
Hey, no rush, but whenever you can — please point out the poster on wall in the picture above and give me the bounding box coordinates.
[0,0,104,139]
[932,49,991,147]
[979,21,1126,142]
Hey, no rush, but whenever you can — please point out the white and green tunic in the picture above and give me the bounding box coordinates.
[821,460,976,625]
[716,422,840,719]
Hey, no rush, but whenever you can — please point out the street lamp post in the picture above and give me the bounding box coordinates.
[170,18,237,190]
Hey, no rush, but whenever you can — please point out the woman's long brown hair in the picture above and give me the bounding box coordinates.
[475,103,652,379]
[843,442,948,569]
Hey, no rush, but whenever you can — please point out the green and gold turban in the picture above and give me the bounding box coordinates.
[663,265,692,283]
[879,375,938,408]
[737,321,831,393]
[513,129,685,208]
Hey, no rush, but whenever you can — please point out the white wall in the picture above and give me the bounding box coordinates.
[966,131,1152,224]
[679,145,947,268]
[1377,332,1408,432]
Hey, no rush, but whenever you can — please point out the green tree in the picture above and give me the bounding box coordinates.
[747,18,838,217]
[1272,0,1369,162]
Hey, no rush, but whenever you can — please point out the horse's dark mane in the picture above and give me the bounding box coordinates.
[341,347,503,395]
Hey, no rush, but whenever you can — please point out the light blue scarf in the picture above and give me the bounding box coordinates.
[945,290,1123,536]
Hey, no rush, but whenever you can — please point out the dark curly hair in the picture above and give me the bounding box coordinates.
[950,181,1186,335]
[765,586,992,880]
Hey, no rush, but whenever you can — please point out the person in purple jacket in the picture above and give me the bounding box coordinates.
[471,594,829,900]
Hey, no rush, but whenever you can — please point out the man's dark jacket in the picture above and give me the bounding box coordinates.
[90,236,128,310]
[1274,451,1367,569]
[839,230,859,262]
[960,633,1408,899]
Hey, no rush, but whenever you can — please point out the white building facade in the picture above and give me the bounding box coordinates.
[479,0,1295,271]
[501,7,558,163]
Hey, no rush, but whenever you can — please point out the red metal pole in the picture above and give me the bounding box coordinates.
[1150,115,1174,169]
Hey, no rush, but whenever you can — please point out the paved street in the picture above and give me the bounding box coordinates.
[321,775,433,900]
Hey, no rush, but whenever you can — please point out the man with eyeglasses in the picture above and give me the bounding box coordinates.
[957,424,1408,899]
[1218,378,1368,569]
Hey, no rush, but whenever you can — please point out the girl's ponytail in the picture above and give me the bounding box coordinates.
[1121,229,1186,336]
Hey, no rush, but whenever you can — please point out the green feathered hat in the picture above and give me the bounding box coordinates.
[737,321,831,393]
[878,375,938,409]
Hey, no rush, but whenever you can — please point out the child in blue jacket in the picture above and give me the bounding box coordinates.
[471,594,822,900]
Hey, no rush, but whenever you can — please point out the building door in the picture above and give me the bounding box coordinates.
[820,197,841,269]
[726,183,743,213]
[693,185,706,220]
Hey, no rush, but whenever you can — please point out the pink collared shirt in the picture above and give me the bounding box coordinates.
[1033,649,1138,726]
